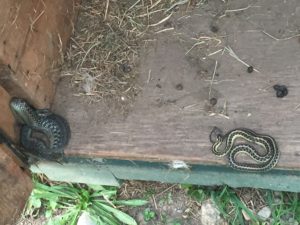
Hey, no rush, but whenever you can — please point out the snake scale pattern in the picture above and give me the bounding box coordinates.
[211,128,279,172]
[10,98,71,161]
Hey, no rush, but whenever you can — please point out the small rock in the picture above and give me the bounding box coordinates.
[77,212,96,225]
[289,217,296,223]
[201,199,225,225]
[257,206,271,221]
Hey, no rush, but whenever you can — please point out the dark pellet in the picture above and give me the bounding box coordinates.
[247,66,254,73]
[210,25,219,33]
[175,83,183,90]
[273,84,288,98]
[209,98,217,106]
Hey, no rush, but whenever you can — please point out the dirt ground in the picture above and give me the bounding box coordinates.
[119,181,202,225]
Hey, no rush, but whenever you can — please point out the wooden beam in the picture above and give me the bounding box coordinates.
[52,2,300,171]
[32,159,300,192]
[0,86,32,225]
[0,0,78,108]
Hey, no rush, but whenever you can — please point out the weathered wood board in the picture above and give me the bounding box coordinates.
[0,0,78,108]
[0,86,32,225]
[53,0,300,170]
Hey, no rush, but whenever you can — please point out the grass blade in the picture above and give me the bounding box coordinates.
[113,199,148,206]
[99,203,137,225]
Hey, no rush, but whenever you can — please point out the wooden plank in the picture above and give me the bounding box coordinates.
[31,161,120,187]
[0,0,78,108]
[0,86,32,225]
[32,159,300,192]
[53,0,300,170]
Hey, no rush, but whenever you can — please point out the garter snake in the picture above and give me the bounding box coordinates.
[211,128,279,172]
[10,98,70,161]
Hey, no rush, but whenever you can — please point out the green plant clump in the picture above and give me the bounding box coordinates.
[24,180,147,225]
[143,208,156,221]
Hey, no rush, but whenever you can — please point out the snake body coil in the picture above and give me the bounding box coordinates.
[10,98,70,160]
[211,128,279,172]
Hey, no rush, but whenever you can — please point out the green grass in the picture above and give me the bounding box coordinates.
[23,178,299,225]
[211,186,258,224]
[182,184,300,225]
[265,191,299,224]
[143,208,156,222]
[24,178,147,225]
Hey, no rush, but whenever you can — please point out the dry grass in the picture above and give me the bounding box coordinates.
[61,0,196,106]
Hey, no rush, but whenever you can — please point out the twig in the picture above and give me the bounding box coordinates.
[208,49,223,56]
[78,41,102,69]
[152,195,158,209]
[208,60,218,99]
[165,0,189,13]
[128,0,141,11]
[104,0,110,21]
[204,79,235,84]
[225,46,260,73]
[11,4,21,25]
[156,184,177,197]
[103,195,117,208]
[137,9,165,18]
[30,10,45,31]
[149,0,162,9]
[185,41,205,55]
[155,27,174,34]
[262,30,300,41]
[219,5,258,18]
[147,69,152,83]
[149,13,173,27]
[57,33,64,63]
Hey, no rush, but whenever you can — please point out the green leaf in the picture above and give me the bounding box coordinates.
[180,184,194,189]
[90,204,120,225]
[87,184,105,191]
[100,203,137,225]
[143,208,156,222]
[114,199,148,206]
[49,199,58,211]
[231,195,258,222]
[31,197,42,208]
[45,209,53,218]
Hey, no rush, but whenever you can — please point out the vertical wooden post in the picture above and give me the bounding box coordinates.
[0,0,78,108]
[0,86,32,225]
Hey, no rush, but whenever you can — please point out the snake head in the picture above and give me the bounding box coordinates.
[10,98,37,125]
[216,134,223,143]
[209,127,224,143]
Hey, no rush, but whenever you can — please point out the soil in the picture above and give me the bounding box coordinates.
[119,181,202,225]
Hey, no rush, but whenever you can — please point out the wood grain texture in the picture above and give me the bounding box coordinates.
[53,0,300,170]
[0,0,78,108]
[0,86,32,225]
